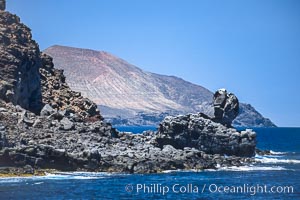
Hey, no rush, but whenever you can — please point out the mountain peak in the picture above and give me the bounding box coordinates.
[46,45,116,59]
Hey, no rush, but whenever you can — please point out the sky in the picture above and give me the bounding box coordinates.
[6,0,300,127]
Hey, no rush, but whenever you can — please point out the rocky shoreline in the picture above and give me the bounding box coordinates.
[1,2,259,175]
[0,99,257,174]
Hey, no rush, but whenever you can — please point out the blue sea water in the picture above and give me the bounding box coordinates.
[115,126,157,133]
[0,127,299,200]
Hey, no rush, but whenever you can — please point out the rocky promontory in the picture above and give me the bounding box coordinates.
[0,6,257,175]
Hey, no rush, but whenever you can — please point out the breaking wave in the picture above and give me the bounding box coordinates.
[217,165,287,171]
[255,155,300,164]
[269,150,288,155]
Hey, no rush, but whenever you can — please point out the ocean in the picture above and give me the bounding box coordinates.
[0,127,299,200]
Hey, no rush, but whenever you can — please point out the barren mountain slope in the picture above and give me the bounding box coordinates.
[44,45,212,113]
[44,45,275,127]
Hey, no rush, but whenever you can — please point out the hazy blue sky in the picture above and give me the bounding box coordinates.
[7,0,300,127]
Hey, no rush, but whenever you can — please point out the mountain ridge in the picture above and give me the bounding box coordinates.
[44,45,276,127]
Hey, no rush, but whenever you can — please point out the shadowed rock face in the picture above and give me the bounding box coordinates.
[0,11,42,114]
[0,9,102,120]
[0,0,5,11]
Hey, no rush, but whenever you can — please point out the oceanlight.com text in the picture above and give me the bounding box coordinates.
[125,183,294,196]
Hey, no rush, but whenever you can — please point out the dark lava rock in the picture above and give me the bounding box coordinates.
[0,0,5,11]
[156,113,256,157]
[0,10,42,114]
[0,99,257,173]
[40,53,103,121]
[213,88,239,127]
[60,117,74,131]
[40,104,55,117]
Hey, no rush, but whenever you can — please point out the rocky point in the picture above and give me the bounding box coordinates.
[0,5,258,175]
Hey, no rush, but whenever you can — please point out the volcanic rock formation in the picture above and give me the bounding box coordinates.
[156,113,256,157]
[0,10,42,114]
[213,88,239,127]
[0,101,256,173]
[39,53,102,120]
[0,0,5,11]
[0,8,258,174]
[0,6,102,120]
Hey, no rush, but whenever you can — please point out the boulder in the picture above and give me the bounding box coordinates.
[213,88,239,127]
[60,117,74,131]
[19,111,35,126]
[40,104,55,116]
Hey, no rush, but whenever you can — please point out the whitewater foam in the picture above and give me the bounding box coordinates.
[255,155,300,164]
[217,165,287,171]
[162,165,288,173]
[269,150,287,155]
[33,182,44,185]
[0,171,127,182]
[44,171,128,180]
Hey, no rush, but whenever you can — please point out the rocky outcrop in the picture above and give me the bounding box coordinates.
[0,101,255,173]
[0,10,42,114]
[213,89,239,127]
[0,9,101,120]
[39,54,102,121]
[0,101,116,172]
[156,113,256,157]
[0,0,5,11]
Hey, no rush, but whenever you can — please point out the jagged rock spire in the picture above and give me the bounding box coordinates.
[213,88,239,127]
[0,0,6,11]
